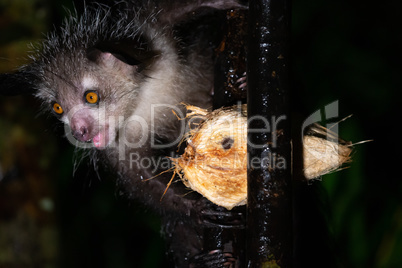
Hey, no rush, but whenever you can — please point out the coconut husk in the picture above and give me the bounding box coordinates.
[172,105,248,210]
[170,104,354,210]
[303,124,352,180]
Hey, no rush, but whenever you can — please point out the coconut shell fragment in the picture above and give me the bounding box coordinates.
[171,104,353,210]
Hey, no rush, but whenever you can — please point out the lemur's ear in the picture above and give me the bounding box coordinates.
[87,49,140,78]
[0,70,37,96]
[87,39,159,75]
[158,0,248,25]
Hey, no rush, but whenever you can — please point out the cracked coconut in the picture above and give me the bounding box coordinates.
[169,104,354,210]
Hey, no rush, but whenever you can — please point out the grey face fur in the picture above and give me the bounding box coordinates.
[31,5,213,151]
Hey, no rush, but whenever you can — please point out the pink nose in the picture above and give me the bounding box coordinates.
[70,116,93,142]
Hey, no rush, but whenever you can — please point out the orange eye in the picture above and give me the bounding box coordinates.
[52,102,63,115]
[85,91,99,104]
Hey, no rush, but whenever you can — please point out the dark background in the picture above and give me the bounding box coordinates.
[0,0,401,267]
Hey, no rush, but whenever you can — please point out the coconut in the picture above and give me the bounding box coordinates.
[169,104,354,210]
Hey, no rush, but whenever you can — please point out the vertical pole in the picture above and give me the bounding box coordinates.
[246,0,292,267]
[201,9,248,268]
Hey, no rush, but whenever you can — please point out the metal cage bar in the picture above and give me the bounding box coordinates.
[246,0,292,266]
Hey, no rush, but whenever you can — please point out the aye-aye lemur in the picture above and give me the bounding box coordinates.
[0,0,247,266]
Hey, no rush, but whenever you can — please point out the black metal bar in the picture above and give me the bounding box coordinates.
[202,9,248,268]
[246,0,292,267]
